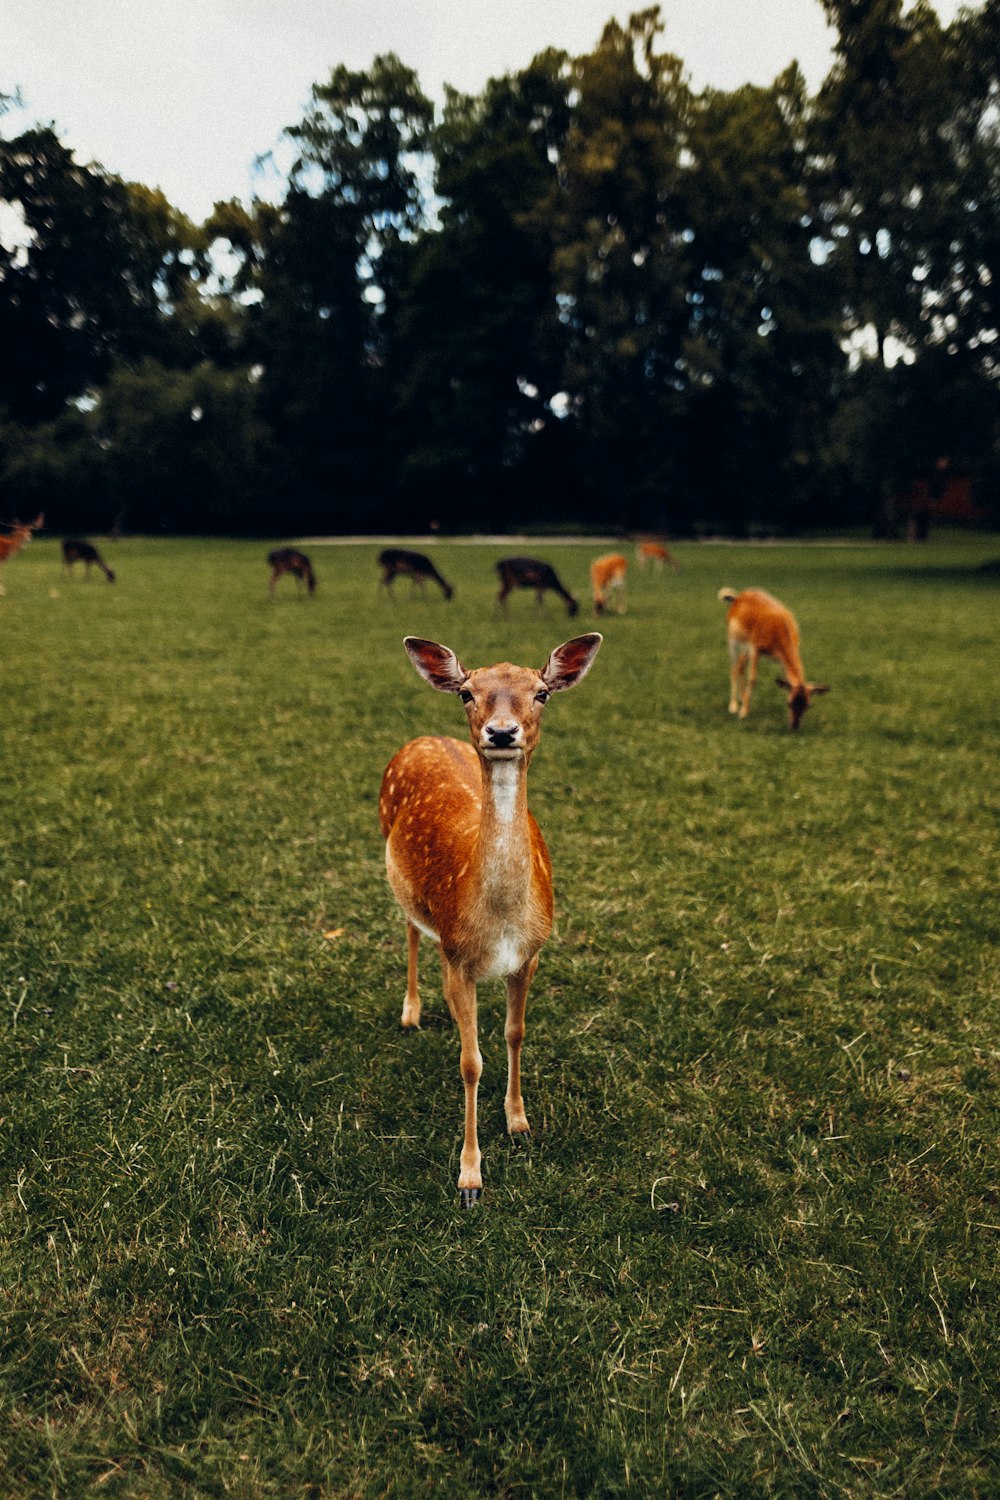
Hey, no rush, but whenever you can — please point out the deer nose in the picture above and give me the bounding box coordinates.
[486,724,518,748]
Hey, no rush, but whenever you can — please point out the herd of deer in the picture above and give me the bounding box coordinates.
[370,542,830,1205]
[4,515,828,1204]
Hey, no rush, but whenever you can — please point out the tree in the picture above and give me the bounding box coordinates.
[252,55,434,527]
[679,69,842,531]
[0,128,207,424]
[812,1,1000,525]
[811,0,958,365]
[543,10,695,527]
[392,53,574,526]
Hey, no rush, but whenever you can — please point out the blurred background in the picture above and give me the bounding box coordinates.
[1,0,997,540]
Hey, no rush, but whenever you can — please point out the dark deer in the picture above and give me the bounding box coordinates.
[379,548,454,601]
[63,539,115,583]
[495,557,579,618]
[268,548,316,600]
[0,514,43,595]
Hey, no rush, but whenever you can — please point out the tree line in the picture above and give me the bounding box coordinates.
[1,0,998,537]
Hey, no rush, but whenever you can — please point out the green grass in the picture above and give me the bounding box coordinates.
[0,532,997,1497]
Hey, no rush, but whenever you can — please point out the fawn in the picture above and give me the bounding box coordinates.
[63,539,115,583]
[0,514,43,594]
[636,540,680,573]
[719,587,830,730]
[380,631,603,1205]
[379,547,454,601]
[495,557,579,617]
[268,548,315,599]
[590,553,627,615]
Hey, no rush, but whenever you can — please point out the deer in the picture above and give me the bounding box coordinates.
[495,557,579,618]
[379,547,454,601]
[379,631,603,1206]
[635,539,680,573]
[62,538,115,583]
[268,547,315,599]
[718,587,830,730]
[590,553,628,615]
[0,514,43,594]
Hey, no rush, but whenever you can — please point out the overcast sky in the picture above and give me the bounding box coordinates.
[1,0,969,223]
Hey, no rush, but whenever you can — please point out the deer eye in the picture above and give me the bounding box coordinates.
[535,689,550,704]
[459,689,474,704]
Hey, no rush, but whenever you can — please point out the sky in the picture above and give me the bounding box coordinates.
[0,0,969,224]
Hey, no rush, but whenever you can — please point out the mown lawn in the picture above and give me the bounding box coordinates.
[0,532,997,1497]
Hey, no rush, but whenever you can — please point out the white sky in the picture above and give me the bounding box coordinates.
[0,0,970,223]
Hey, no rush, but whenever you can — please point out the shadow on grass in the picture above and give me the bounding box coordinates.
[868,556,1000,585]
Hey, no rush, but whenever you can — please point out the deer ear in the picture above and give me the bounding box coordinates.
[403,637,468,693]
[541,633,603,692]
[809,683,832,696]
[775,676,792,690]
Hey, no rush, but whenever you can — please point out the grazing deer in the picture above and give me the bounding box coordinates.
[380,631,603,1206]
[718,587,830,730]
[636,539,680,573]
[62,538,115,583]
[379,547,454,601]
[495,557,579,618]
[268,547,315,599]
[0,513,43,594]
[590,553,628,615]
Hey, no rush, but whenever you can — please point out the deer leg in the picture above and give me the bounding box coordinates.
[400,922,421,1028]
[505,955,537,1136]
[435,948,456,1022]
[443,964,482,1205]
[739,646,759,719]
[728,645,747,714]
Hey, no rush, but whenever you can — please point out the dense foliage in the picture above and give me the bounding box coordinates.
[2,2,999,535]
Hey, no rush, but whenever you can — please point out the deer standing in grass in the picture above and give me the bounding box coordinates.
[62,538,115,583]
[380,632,603,1206]
[268,547,315,599]
[636,540,680,573]
[0,514,43,594]
[379,547,454,601]
[495,557,579,617]
[590,553,627,615]
[718,587,830,730]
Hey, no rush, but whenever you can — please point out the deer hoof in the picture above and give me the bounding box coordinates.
[459,1187,482,1209]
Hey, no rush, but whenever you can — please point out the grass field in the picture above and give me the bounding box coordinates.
[1,532,997,1497]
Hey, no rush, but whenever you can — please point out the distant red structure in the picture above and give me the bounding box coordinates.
[900,458,983,539]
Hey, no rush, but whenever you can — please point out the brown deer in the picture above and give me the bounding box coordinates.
[268,547,315,599]
[379,547,454,601]
[380,631,603,1206]
[62,538,115,583]
[590,553,627,615]
[718,587,830,730]
[636,539,680,573]
[0,514,43,594]
[495,557,579,617]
